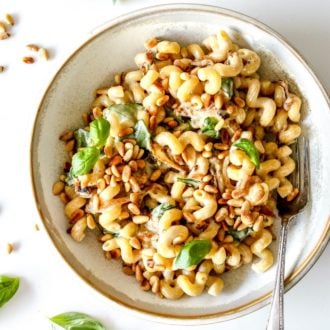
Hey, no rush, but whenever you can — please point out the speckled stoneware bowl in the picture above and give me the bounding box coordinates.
[31,4,330,325]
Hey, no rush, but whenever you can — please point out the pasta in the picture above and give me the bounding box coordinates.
[54,30,302,299]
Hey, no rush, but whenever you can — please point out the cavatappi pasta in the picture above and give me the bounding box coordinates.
[53,30,302,299]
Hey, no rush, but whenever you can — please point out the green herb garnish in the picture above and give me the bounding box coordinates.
[221,77,234,98]
[72,147,100,176]
[201,117,220,138]
[177,177,200,188]
[152,203,176,219]
[89,117,110,148]
[174,239,212,270]
[228,227,253,241]
[0,275,20,308]
[233,138,260,168]
[74,128,90,149]
[133,120,151,151]
[50,312,105,330]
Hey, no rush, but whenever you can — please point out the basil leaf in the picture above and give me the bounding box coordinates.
[50,312,105,330]
[177,177,200,188]
[233,138,260,168]
[89,118,110,148]
[0,275,20,308]
[103,103,141,124]
[221,77,234,98]
[174,239,212,270]
[134,120,151,150]
[152,203,176,219]
[72,147,100,176]
[228,227,253,241]
[201,117,220,138]
[74,129,90,149]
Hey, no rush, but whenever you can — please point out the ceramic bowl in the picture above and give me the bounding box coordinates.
[30,4,330,325]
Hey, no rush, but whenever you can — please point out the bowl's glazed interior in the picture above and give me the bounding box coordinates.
[31,4,330,324]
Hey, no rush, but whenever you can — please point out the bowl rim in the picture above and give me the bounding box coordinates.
[30,3,330,325]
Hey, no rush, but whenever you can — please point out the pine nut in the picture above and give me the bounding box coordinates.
[0,65,4,73]
[52,181,65,195]
[0,32,10,40]
[128,203,141,215]
[150,169,162,181]
[204,142,213,152]
[204,185,218,194]
[115,141,125,157]
[5,14,14,26]
[0,22,6,33]
[202,175,213,183]
[64,140,75,152]
[86,214,96,230]
[136,159,145,169]
[59,130,73,141]
[144,37,158,49]
[6,243,13,254]
[22,56,34,64]
[122,165,131,182]
[122,266,134,276]
[123,148,134,162]
[132,215,149,224]
[26,44,39,52]
[129,237,141,249]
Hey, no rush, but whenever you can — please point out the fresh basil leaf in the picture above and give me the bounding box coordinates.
[50,312,105,330]
[228,227,253,241]
[233,138,260,168]
[201,117,220,138]
[152,203,176,219]
[103,103,141,124]
[74,129,90,149]
[72,147,100,176]
[0,275,20,308]
[174,239,212,270]
[89,118,110,148]
[177,177,200,188]
[221,77,234,98]
[134,120,151,150]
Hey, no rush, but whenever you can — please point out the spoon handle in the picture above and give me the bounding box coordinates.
[266,216,292,330]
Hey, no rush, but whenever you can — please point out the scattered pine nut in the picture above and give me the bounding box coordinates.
[0,21,6,33]
[22,56,34,64]
[7,243,13,254]
[0,32,10,40]
[0,65,4,73]
[5,14,14,26]
[26,44,39,52]
[38,47,49,61]
[35,223,40,231]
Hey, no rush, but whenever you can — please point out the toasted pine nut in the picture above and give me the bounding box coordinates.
[6,243,13,254]
[202,175,213,183]
[59,130,74,141]
[128,203,141,215]
[118,211,130,220]
[118,127,133,137]
[150,169,162,181]
[86,214,96,230]
[0,65,4,73]
[64,140,75,152]
[52,181,65,195]
[0,22,6,33]
[26,44,39,52]
[22,56,34,64]
[129,237,141,249]
[136,159,145,169]
[122,165,131,182]
[5,14,14,26]
[111,155,122,165]
[128,160,138,172]
[122,148,133,163]
[204,185,218,194]
[123,266,135,275]
[135,264,143,282]
[111,165,120,178]
[214,143,229,150]
[0,32,10,40]
[132,215,149,224]
[144,37,158,49]
[124,182,131,192]
[129,177,140,192]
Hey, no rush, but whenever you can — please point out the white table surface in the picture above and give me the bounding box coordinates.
[0,0,329,329]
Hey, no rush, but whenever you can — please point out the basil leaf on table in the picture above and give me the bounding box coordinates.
[74,128,90,149]
[228,227,253,242]
[177,177,200,188]
[133,120,151,150]
[72,147,100,176]
[233,138,260,168]
[0,275,20,308]
[50,311,105,330]
[152,203,176,220]
[174,239,212,270]
[89,118,110,147]
[201,117,220,138]
[221,77,234,98]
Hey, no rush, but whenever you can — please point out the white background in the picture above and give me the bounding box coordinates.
[0,0,329,329]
